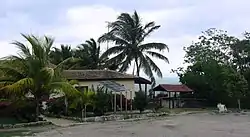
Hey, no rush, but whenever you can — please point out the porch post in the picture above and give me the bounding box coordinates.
[172,92,174,109]
[125,91,128,113]
[168,92,171,109]
[145,84,147,98]
[130,91,133,111]
[174,92,177,108]
[120,91,123,112]
[114,92,116,113]
[111,90,113,111]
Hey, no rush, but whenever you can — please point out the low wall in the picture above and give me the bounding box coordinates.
[49,112,170,123]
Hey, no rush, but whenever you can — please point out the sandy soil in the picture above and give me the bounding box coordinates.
[35,113,250,137]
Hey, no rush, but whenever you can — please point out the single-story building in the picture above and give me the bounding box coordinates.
[153,84,193,108]
[63,69,151,99]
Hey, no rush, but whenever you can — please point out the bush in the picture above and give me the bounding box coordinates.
[12,99,37,122]
[0,99,12,109]
[133,91,148,113]
[93,87,111,116]
[47,97,65,115]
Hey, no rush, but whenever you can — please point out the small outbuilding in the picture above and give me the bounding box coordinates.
[152,84,193,108]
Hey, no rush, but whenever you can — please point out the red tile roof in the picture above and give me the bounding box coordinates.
[153,84,193,92]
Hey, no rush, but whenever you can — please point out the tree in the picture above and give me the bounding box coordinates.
[174,28,249,108]
[0,34,79,120]
[221,67,248,109]
[183,28,237,65]
[133,91,148,113]
[74,38,107,69]
[98,11,169,88]
[71,90,95,119]
[49,45,76,69]
[74,38,118,70]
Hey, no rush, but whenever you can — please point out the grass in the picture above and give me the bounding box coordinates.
[0,130,32,137]
[0,117,23,125]
[0,117,54,137]
[0,125,57,137]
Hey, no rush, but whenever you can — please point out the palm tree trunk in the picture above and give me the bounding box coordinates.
[237,99,241,110]
[135,59,142,91]
[35,98,40,121]
[114,93,116,113]
[64,97,68,115]
[81,109,84,121]
[132,61,136,75]
[84,104,87,118]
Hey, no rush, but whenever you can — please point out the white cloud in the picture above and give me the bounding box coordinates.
[47,5,120,43]
[0,4,202,78]
[47,5,193,78]
[1,0,250,79]
[0,41,18,57]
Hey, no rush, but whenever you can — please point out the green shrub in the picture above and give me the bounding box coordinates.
[12,99,37,122]
[93,86,111,116]
[47,97,65,115]
[133,91,148,113]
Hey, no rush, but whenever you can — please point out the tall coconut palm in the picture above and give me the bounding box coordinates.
[74,38,118,70]
[0,34,79,120]
[98,11,169,89]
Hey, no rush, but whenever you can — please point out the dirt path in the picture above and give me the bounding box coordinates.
[35,113,250,137]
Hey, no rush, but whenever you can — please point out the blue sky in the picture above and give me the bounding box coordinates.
[0,0,250,78]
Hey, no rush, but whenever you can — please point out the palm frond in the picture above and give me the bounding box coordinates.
[56,57,80,69]
[146,51,169,63]
[102,46,126,58]
[141,25,160,41]
[132,10,140,26]
[11,41,31,58]
[139,43,169,51]
[68,80,79,85]
[0,81,14,87]
[50,82,80,97]
[0,77,16,82]
[144,22,155,30]
[98,33,131,46]
[117,13,134,25]
[119,55,133,72]
[39,67,56,85]
[104,52,126,66]
[21,34,40,56]
[139,54,154,81]
[1,55,24,62]
[144,55,163,77]
[0,65,25,79]
[3,78,34,94]
[44,36,54,55]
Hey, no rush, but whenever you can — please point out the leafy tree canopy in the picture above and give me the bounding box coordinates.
[174,28,250,108]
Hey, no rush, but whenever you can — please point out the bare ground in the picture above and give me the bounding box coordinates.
[35,113,250,137]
